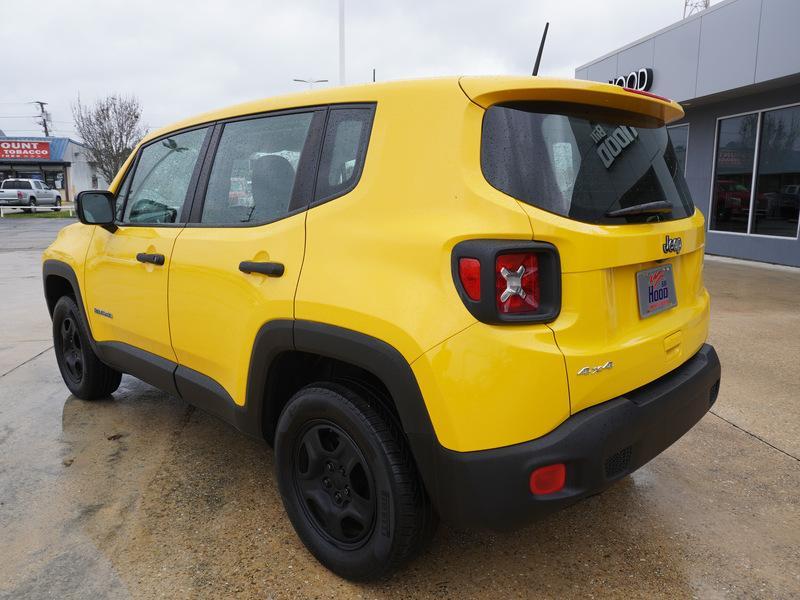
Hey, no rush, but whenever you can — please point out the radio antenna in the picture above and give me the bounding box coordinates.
[532,22,550,76]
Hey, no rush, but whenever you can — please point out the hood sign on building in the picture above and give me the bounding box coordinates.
[609,68,653,92]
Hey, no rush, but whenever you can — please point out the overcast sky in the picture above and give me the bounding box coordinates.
[1,0,708,139]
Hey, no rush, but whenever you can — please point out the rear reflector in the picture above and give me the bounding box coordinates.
[529,463,566,495]
[458,258,481,301]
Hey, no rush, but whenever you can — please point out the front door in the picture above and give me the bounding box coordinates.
[84,126,210,361]
[169,110,323,406]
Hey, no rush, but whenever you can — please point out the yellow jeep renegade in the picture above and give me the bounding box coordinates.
[43,76,721,580]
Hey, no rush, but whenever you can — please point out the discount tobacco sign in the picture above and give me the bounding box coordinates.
[0,141,51,160]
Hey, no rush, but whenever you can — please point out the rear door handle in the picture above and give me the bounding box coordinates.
[136,252,165,266]
[239,261,284,277]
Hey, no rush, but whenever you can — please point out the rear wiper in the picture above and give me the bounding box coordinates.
[605,200,673,218]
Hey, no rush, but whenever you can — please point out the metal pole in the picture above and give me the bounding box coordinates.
[339,0,346,85]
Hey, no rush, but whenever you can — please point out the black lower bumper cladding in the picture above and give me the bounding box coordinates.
[428,344,721,530]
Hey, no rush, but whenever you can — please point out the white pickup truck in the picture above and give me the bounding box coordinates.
[0,178,62,211]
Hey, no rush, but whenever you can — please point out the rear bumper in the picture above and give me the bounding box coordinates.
[424,344,721,530]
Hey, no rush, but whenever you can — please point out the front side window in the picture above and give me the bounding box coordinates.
[122,127,209,224]
[314,107,374,202]
[114,165,135,221]
[482,102,694,225]
[201,112,314,225]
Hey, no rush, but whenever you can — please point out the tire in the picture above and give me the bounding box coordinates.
[275,382,437,581]
[53,196,62,211]
[23,197,36,213]
[52,296,122,400]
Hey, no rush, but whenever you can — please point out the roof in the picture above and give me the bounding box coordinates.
[0,136,86,162]
[142,75,683,144]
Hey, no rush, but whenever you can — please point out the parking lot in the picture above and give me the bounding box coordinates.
[1,218,798,599]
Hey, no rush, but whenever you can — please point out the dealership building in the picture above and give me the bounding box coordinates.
[576,0,800,267]
[0,136,106,202]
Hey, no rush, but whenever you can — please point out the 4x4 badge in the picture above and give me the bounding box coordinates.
[662,235,682,255]
[577,361,613,376]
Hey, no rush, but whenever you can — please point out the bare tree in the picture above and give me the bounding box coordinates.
[72,94,147,186]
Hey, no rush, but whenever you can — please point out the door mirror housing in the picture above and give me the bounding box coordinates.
[77,190,117,230]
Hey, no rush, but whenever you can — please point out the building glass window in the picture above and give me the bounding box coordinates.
[753,105,800,237]
[667,124,689,177]
[710,113,758,234]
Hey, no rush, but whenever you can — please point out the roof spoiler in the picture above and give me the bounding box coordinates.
[459,76,684,125]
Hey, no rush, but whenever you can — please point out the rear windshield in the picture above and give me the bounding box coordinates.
[481,102,694,224]
[1,180,31,190]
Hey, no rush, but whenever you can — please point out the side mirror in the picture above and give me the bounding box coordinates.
[77,190,117,231]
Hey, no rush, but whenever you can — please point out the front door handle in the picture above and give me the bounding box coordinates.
[136,252,165,266]
[239,261,284,277]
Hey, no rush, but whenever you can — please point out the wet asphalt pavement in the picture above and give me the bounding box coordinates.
[1,219,798,599]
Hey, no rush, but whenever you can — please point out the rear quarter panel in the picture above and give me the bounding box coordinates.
[295,81,533,363]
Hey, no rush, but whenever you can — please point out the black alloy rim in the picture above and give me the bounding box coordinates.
[292,420,376,548]
[59,315,84,383]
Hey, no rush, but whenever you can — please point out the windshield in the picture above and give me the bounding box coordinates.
[481,102,694,224]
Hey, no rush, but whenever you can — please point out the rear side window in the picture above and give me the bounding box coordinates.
[4,180,32,190]
[123,127,209,224]
[201,112,314,225]
[314,107,374,202]
[481,102,694,224]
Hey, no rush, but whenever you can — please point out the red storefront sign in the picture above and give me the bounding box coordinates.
[0,141,51,160]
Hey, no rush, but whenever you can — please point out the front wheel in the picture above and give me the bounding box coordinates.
[52,296,121,399]
[53,196,62,211]
[275,383,436,581]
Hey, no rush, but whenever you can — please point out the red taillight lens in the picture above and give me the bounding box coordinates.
[17,191,24,200]
[530,463,566,495]
[495,253,539,314]
[458,257,481,301]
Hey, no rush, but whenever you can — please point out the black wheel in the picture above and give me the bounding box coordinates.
[275,383,436,581]
[53,196,62,211]
[52,296,121,400]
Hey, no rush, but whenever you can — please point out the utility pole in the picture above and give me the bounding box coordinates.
[31,100,50,136]
[339,0,346,85]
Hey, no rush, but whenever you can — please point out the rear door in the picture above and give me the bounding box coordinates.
[168,108,325,406]
[478,95,708,415]
[84,126,211,360]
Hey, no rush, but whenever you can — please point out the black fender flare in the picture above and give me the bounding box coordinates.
[250,320,443,507]
[43,259,84,318]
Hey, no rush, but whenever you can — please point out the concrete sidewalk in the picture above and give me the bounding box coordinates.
[1,219,798,599]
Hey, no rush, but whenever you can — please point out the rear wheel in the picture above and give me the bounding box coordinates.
[53,196,62,211]
[275,383,436,581]
[23,197,36,213]
[52,296,121,399]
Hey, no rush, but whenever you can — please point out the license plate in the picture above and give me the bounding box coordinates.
[636,264,677,318]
